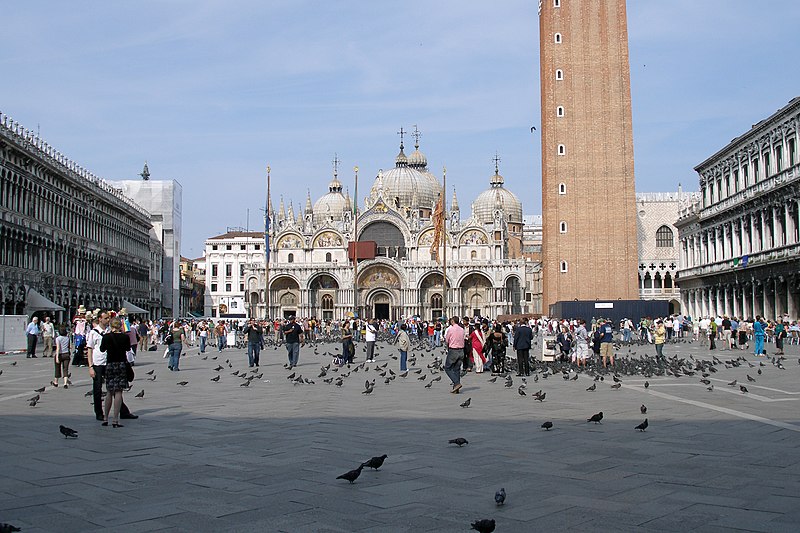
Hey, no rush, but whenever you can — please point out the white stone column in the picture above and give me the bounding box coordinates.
[761,209,769,251]
[788,281,797,321]
[732,285,740,319]
[786,201,797,245]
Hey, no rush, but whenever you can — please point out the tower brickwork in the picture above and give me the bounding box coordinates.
[540,0,639,309]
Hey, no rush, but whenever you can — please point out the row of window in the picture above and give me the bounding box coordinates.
[702,137,797,208]
[554,223,674,246]
[211,243,262,251]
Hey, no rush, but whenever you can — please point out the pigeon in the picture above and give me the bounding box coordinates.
[336,465,364,484]
[613,375,622,383]
[740,385,748,393]
[728,379,737,386]
[488,376,498,383]
[449,437,469,447]
[707,384,714,391]
[29,398,38,407]
[362,385,374,395]
[747,375,756,382]
[541,421,553,431]
[460,398,472,408]
[700,379,711,385]
[28,394,40,403]
[214,365,224,371]
[0,523,21,533]
[231,370,240,376]
[495,487,506,506]
[148,374,157,381]
[146,369,155,375]
[240,380,251,387]
[610,383,622,390]
[176,381,189,386]
[518,387,526,396]
[59,425,78,438]
[210,375,220,382]
[471,519,496,533]
[640,404,647,414]
[635,418,649,431]
[135,390,145,398]
[587,412,603,423]
[424,381,433,389]
[644,381,650,389]
[11,361,17,366]
[84,390,92,397]
[534,392,546,402]
[586,383,596,392]
[362,454,388,470]
[287,372,296,379]
[34,386,46,393]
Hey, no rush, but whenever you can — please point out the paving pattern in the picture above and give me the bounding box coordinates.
[1,338,800,532]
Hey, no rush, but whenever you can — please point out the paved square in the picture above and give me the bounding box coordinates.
[2,338,800,532]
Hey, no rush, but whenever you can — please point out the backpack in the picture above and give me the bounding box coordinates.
[165,333,174,345]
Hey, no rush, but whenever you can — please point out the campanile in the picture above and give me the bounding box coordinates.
[539,0,639,310]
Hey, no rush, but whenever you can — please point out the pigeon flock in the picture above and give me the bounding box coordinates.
[3,330,795,532]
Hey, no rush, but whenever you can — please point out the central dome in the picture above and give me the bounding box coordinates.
[370,142,441,209]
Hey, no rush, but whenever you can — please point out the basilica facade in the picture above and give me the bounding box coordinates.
[206,136,538,321]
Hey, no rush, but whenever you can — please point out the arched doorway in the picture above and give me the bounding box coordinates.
[367,290,392,320]
[505,275,523,314]
[358,265,401,319]
[460,272,493,317]
[309,274,339,321]
[271,276,300,319]
[419,272,449,319]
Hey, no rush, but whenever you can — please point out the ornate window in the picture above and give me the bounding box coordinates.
[431,294,443,310]
[656,225,674,248]
[322,294,334,310]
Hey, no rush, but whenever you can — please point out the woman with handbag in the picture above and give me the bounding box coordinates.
[99,317,132,428]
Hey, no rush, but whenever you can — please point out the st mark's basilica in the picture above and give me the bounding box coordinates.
[210,131,537,321]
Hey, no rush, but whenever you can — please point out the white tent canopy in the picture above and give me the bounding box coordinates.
[122,300,149,314]
[25,288,65,313]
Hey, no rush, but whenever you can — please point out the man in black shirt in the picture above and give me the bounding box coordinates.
[243,318,263,367]
[282,316,304,369]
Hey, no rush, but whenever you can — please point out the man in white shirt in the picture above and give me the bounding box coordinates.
[365,319,377,362]
[87,311,136,422]
[41,317,55,357]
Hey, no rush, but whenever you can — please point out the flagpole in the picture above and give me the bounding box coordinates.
[265,165,271,320]
[353,165,359,320]
[442,166,448,319]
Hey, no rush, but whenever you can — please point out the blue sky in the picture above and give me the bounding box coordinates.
[2,0,799,258]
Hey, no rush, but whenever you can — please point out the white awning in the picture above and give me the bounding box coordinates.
[25,288,65,312]
[122,300,149,314]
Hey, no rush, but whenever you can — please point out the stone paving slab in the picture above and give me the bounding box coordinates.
[2,339,800,531]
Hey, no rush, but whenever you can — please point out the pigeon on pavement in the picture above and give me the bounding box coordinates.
[471,519,496,533]
[336,465,364,484]
[59,425,78,438]
[449,437,469,447]
[635,418,649,431]
[460,398,471,408]
[541,421,553,431]
[362,455,388,470]
[587,412,603,423]
[495,487,506,506]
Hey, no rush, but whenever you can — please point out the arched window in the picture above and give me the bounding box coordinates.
[559,260,568,273]
[287,253,294,263]
[321,294,333,310]
[664,272,673,289]
[555,69,563,80]
[558,183,566,195]
[325,252,332,262]
[557,144,566,155]
[431,293,443,310]
[554,33,562,44]
[556,106,565,117]
[559,221,567,233]
[656,225,674,247]
[643,272,652,289]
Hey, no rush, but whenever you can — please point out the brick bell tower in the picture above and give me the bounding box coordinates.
[539,0,639,310]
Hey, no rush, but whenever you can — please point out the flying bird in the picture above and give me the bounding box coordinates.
[362,455,388,470]
[541,421,553,431]
[495,487,506,506]
[635,418,649,432]
[59,425,78,438]
[449,437,469,447]
[587,412,603,423]
[336,465,364,484]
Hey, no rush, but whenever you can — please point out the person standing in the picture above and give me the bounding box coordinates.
[599,318,614,369]
[341,321,355,364]
[282,316,304,369]
[99,317,131,428]
[753,316,766,356]
[53,326,71,388]
[721,316,732,350]
[215,320,228,351]
[709,319,717,350]
[86,311,137,422]
[41,317,55,358]
[198,321,208,353]
[25,316,40,358]
[774,320,787,356]
[365,319,378,363]
[443,317,465,393]
[513,319,533,377]
[573,319,589,367]
[654,319,666,358]
[469,322,487,374]
[168,321,185,371]
[138,319,149,352]
[397,323,410,372]
[243,318,263,367]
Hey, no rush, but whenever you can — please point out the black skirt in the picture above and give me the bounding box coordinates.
[105,361,129,393]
